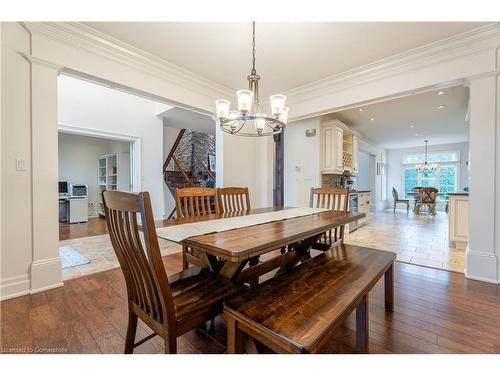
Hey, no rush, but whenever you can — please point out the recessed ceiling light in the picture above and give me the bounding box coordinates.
[358,108,364,112]
[437,91,445,95]
[438,105,445,109]
[415,133,419,136]
[370,117,375,121]
[410,125,415,128]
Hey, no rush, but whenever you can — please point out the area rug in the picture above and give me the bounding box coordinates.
[59,245,91,269]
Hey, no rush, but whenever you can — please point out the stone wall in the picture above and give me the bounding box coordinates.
[167,130,216,185]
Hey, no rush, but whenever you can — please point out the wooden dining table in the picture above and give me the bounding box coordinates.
[156,207,365,284]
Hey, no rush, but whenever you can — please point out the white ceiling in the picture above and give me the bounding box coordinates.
[332,85,470,149]
[83,22,487,96]
[160,107,215,134]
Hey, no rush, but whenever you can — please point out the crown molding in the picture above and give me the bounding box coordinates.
[22,22,234,102]
[285,23,500,107]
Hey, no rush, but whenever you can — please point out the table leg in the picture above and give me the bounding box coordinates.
[219,260,248,280]
[226,314,245,354]
[385,263,394,312]
[356,294,369,354]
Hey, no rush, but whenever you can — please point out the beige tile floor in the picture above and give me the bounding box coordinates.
[59,234,182,280]
[345,208,465,273]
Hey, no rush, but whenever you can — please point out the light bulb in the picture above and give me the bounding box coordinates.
[255,113,266,135]
[237,90,253,114]
[215,99,230,120]
[228,111,239,132]
[270,94,286,117]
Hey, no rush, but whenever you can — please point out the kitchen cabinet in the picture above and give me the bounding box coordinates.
[357,192,371,226]
[448,193,469,248]
[320,118,360,175]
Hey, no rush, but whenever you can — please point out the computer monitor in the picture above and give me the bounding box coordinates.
[59,181,69,194]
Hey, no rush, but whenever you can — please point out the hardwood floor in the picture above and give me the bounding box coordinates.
[1,252,499,354]
[59,217,108,241]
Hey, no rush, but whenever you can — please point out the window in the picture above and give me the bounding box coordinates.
[401,151,459,199]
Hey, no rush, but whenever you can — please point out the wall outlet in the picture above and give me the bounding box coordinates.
[295,165,301,172]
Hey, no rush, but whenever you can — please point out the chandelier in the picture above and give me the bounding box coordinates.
[215,22,289,137]
[416,140,438,176]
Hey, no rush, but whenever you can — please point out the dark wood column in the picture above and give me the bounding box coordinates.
[273,132,284,207]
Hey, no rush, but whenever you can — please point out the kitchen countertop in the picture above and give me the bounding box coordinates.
[349,190,371,195]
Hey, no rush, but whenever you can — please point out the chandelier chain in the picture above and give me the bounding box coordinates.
[251,21,256,74]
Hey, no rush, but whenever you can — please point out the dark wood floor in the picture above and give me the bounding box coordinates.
[59,217,108,241]
[1,253,500,354]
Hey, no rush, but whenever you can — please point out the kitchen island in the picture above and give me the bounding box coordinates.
[448,192,469,249]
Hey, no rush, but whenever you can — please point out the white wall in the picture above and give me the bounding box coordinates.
[162,124,181,217]
[58,133,130,216]
[58,75,168,219]
[1,22,33,298]
[284,117,321,207]
[357,151,376,195]
[386,142,469,209]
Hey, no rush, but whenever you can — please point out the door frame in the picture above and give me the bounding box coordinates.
[57,124,142,194]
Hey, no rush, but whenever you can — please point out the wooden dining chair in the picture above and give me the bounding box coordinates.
[415,187,439,215]
[175,187,220,270]
[216,187,251,213]
[102,190,246,354]
[310,187,349,248]
[392,187,410,213]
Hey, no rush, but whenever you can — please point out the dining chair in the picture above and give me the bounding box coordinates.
[415,187,439,215]
[310,187,349,248]
[392,187,410,213]
[216,187,251,213]
[175,187,220,269]
[102,190,246,354]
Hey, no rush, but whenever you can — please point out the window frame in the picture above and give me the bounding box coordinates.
[400,150,461,200]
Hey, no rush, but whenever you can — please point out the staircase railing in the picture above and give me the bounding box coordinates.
[163,128,186,174]
[193,152,216,182]
[171,154,191,185]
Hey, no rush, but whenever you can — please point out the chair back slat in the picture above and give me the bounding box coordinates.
[310,187,349,212]
[103,190,176,331]
[419,187,439,203]
[217,187,251,213]
[175,187,219,218]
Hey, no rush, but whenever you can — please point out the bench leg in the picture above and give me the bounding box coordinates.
[385,263,394,312]
[226,315,245,354]
[356,294,369,354]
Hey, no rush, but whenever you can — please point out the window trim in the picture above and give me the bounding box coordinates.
[401,150,460,165]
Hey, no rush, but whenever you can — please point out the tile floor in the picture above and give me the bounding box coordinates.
[345,208,465,273]
[59,234,182,280]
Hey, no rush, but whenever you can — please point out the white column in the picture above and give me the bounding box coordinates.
[29,60,63,293]
[466,74,499,283]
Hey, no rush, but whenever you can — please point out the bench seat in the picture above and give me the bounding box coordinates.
[224,244,395,354]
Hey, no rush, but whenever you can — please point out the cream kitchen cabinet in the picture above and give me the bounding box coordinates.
[321,124,344,174]
[448,193,469,248]
[320,118,360,175]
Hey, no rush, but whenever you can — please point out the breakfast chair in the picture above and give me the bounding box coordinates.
[415,187,439,215]
[102,190,246,353]
[175,187,219,269]
[216,187,251,213]
[392,187,410,213]
[310,187,349,249]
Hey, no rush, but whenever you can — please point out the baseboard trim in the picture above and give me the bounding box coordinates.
[30,256,63,294]
[0,274,30,301]
[465,250,498,284]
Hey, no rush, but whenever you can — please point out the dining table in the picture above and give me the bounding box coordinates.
[155,207,365,284]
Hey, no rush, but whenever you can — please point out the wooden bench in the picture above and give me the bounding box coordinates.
[224,244,395,354]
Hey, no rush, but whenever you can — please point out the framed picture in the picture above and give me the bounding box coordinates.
[208,153,216,172]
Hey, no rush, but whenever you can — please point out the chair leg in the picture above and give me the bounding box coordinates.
[406,202,409,213]
[182,245,188,270]
[124,311,138,354]
[393,201,396,213]
[164,336,177,354]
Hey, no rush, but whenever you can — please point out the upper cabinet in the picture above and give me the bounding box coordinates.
[320,118,360,175]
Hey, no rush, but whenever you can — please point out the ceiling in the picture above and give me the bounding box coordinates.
[83,22,487,96]
[332,85,470,149]
[160,107,215,134]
